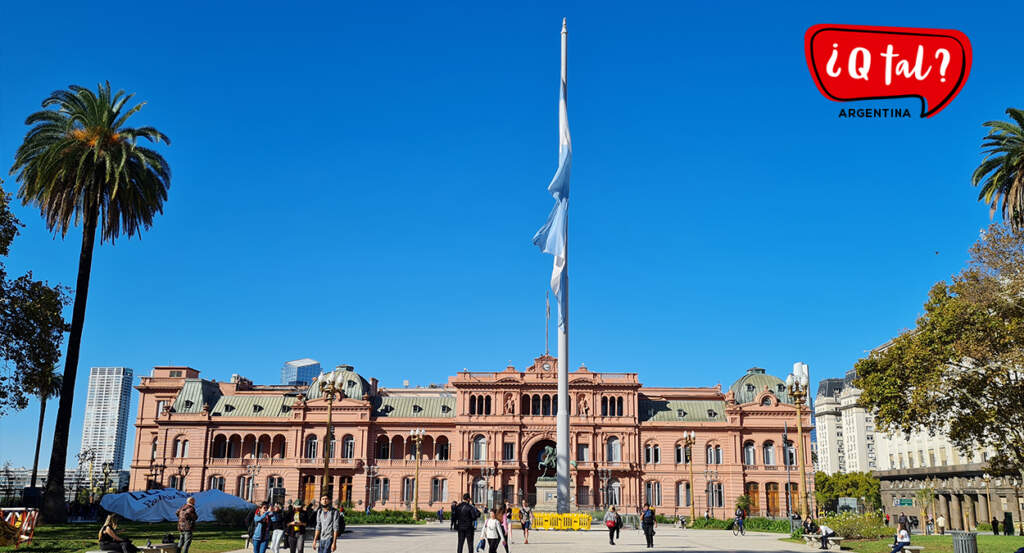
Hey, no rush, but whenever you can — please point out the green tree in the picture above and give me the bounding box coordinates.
[973,108,1024,228]
[855,223,1024,484]
[814,471,881,512]
[0,183,69,413]
[10,82,171,521]
[914,486,934,522]
[24,367,62,489]
[735,494,751,513]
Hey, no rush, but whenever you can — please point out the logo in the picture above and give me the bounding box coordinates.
[804,24,971,118]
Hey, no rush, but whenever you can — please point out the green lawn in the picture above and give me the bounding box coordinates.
[0,522,245,553]
[784,534,1024,553]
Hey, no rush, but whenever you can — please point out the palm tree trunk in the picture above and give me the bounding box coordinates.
[31,396,47,488]
[41,205,98,523]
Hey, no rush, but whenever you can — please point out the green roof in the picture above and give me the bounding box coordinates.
[729,368,791,404]
[372,395,456,418]
[172,379,222,413]
[306,366,371,400]
[210,395,296,417]
[639,399,726,422]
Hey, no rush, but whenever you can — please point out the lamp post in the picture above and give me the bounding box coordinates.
[683,430,696,524]
[175,463,190,492]
[984,473,993,528]
[704,468,719,519]
[409,429,425,520]
[482,467,497,509]
[318,370,345,500]
[1012,477,1023,534]
[101,462,113,494]
[598,468,612,507]
[245,458,262,502]
[786,363,811,520]
[783,422,793,518]
[367,465,379,510]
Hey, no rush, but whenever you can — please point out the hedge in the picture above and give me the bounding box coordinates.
[819,511,891,540]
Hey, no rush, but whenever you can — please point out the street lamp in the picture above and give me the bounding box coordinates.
[245,458,262,503]
[367,465,379,510]
[101,462,113,495]
[175,463,191,492]
[409,429,425,520]
[683,430,696,524]
[598,468,612,507]
[318,369,346,500]
[704,468,719,519]
[786,363,811,520]
[783,423,793,518]
[482,467,497,509]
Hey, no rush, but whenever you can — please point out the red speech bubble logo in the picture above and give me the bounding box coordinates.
[805,24,971,118]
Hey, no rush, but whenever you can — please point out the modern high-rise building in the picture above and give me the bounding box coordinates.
[79,367,133,470]
[812,370,877,474]
[281,358,320,386]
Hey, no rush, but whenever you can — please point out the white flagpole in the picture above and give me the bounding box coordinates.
[556,16,571,515]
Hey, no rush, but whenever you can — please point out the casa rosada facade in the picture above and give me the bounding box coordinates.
[129,355,813,517]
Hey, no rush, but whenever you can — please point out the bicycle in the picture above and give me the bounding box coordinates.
[732,517,745,536]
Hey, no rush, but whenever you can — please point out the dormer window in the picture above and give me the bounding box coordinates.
[676,409,687,418]
[252,404,263,413]
[761,397,773,406]
[777,384,785,393]
[413,405,423,413]
[224,404,235,413]
[707,409,717,418]
[441,405,452,413]
[746,384,755,392]
[347,379,356,388]
[184,400,194,409]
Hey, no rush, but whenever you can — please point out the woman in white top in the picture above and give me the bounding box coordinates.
[482,510,506,553]
[890,523,911,553]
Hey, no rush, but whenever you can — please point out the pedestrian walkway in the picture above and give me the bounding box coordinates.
[225,524,806,552]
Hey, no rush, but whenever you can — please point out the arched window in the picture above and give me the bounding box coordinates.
[470,395,477,415]
[616,397,624,416]
[342,435,355,459]
[376,436,391,460]
[675,444,684,464]
[472,435,487,461]
[676,481,691,507]
[208,475,225,491]
[305,435,318,459]
[654,445,661,464]
[522,395,530,415]
[485,396,491,415]
[553,395,558,415]
[706,445,714,465]
[391,435,405,459]
[714,445,722,464]
[532,395,541,415]
[212,435,227,458]
[227,435,241,458]
[431,477,449,502]
[763,441,776,466]
[436,436,450,460]
[601,397,608,416]
[542,395,551,416]
[606,437,621,463]
[743,441,756,465]
[473,477,487,504]
[784,440,796,466]
[761,396,773,406]
[608,478,621,505]
[645,444,652,464]
[645,481,662,506]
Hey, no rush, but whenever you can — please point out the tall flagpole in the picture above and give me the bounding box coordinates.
[555,16,571,514]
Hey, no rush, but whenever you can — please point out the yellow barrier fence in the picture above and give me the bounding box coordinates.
[531,512,592,530]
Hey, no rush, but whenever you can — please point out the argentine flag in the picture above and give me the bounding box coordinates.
[532,36,571,331]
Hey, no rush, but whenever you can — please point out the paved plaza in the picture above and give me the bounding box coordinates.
[227,524,810,553]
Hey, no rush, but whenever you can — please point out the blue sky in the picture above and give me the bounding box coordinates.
[2,1,1022,469]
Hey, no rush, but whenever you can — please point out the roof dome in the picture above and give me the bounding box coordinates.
[729,367,791,404]
[305,365,371,400]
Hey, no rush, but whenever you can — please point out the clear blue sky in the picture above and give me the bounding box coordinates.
[2,1,1021,469]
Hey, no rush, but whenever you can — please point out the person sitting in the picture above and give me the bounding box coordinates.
[802,516,818,534]
[890,523,911,553]
[98,514,139,553]
[818,523,836,550]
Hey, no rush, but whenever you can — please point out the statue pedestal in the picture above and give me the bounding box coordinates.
[534,477,575,512]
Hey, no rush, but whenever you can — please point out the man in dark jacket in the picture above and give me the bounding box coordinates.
[452,493,479,553]
[175,497,198,553]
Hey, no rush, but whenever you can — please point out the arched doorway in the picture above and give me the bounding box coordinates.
[745,482,760,516]
[524,439,556,505]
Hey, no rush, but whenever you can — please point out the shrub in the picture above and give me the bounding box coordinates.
[213,507,252,528]
[344,509,426,525]
[976,522,992,532]
[743,517,791,533]
[820,511,891,540]
[690,517,732,530]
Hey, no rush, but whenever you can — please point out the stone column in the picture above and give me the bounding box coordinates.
[950,494,963,530]
[939,494,950,533]
[964,494,976,530]
[978,494,990,527]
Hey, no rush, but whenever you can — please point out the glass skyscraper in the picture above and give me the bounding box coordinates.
[281,358,320,386]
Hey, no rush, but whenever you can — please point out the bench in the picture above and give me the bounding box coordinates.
[802,534,844,549]
[902,547,924,553]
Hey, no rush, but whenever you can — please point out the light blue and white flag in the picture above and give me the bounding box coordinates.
[532,24,571,330]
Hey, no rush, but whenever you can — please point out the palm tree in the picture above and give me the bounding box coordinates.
[10,82,170,521]
[973,108,1024,227]
[27,368,62,489]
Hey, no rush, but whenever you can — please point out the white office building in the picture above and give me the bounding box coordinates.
[79,367,133,470]
[813,370,877,474]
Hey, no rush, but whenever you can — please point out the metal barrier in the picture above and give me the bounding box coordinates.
[949,530,978,553]
[532,512,593,530]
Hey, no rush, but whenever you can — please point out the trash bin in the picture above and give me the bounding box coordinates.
[950,530,978,553]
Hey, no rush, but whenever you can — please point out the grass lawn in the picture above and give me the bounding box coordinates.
[786,534,1024,553]
[0,521,245,553]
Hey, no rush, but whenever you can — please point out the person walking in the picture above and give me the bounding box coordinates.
[937,514,946,535]
[992,516,1000,535]
[452,493,479,553]
[519,502,532,544]
[614,508,623,541]
[499,505,511,551]
[604,506,619,545]
[175,497,198,553]
[269,504,286,553]
[312,495,339,553]
[252,503,272,553]
[438,506,445,524]
[482,509,506,553]
[451,501,459,531]
[286,506,306,553]
[890,523,911,553]
[641,503,656,548]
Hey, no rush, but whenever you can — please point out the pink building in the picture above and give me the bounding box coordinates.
[130,355,813,517]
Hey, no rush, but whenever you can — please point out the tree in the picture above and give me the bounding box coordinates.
[735,494,751,513]
[973,108,1024,229]
[24,367,61,489]
[914,486,934,523]
[0,182,69,413]
[855,223,1024,484]
[814,471,881,512]
[10,83,171,521]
